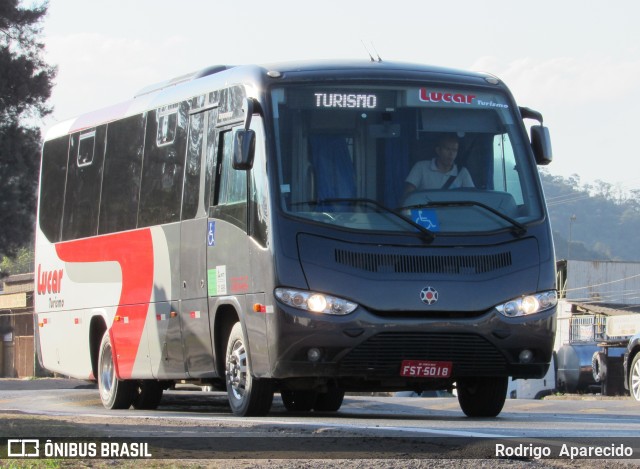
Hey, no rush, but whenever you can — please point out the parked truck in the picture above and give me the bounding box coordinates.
[592,313,640,396]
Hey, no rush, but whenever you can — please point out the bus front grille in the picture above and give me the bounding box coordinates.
[339,332,508,377]
[335,249,512,275]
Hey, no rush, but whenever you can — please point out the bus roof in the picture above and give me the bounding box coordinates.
[44,60,500,141]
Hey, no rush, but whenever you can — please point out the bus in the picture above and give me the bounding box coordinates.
[35,60,557,417]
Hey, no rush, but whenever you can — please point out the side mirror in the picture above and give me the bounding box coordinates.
[530,125,553,165]
[233,129,256,170]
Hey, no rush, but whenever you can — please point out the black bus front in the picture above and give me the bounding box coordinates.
[261,65,557,417]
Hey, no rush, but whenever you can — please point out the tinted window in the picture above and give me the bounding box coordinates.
[138,104,188,227]
[249,119,269,246]
[182,112,204,220]
[99,114,145,234]
[272,85,544,234]
[62,127,106,240]
[39,136,69,242]
[204,109,218,211]
[219,129,247,205]
[212,128,247,230]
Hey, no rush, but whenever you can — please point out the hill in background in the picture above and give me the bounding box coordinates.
[541,171,640,261]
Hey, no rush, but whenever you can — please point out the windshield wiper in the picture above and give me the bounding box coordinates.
[400,200,528,237]
[304,198,436,242]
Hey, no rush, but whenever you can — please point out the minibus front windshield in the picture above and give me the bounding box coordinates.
[271,84,544,235]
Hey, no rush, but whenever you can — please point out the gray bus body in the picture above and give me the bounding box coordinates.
[35,61,556,418]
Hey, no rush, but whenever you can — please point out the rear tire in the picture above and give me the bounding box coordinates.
[132,380,164,410]
[225,322,274,416]
[313,389,345,412]
[281,390,317,411]
[97,331,134,409]
[457,376,508,417]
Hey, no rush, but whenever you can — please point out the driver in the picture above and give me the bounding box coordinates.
[404,134,474,195]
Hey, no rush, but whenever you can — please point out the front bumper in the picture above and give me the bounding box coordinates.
[265,303,556,387]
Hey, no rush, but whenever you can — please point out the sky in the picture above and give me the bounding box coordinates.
[39,0,640,192]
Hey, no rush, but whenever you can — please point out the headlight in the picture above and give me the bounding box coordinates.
[275,288,358,315]
[496,290,557,318]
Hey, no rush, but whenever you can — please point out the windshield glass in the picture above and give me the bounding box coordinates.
[271,84,543,234]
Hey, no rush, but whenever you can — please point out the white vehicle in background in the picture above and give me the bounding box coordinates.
[507,354,556,399]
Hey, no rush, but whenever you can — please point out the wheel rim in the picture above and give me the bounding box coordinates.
[99,342,115,400]
[632,360,640,401]
[227,338,248,401]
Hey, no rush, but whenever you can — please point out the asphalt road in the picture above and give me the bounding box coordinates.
[1,378,640,466]
[1,378,640,438]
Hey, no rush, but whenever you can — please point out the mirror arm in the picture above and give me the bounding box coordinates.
[519,106,543,125]
[242,97,262,130]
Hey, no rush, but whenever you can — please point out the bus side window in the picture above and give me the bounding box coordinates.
[212,128,247,231]
[99,114,145,235]
[181,112,205,220]
[138,104,188,227]
[61,127,106,241]
[204,109,218,213]
[39,136,70,242]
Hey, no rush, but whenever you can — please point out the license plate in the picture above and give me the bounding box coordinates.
[400,360,452,378]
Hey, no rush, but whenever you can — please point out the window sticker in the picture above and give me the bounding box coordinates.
[207,266,227,296]
[207,221,215,247]
[411,208,440,231]
[207,269,217,296]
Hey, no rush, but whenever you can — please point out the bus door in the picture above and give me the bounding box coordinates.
[207,124,253,361]
[207,116,271,376]
[179,108,216,378]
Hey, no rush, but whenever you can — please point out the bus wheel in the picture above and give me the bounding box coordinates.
[132,381,164,410]
[457,376,508,417]
[629,354,640,402]
[225,322,274,416]
[98,331,134,409]
[313,389,345,412]
[281,390,317,411]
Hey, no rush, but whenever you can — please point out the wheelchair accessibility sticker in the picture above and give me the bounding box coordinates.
[411,209,440,231]
[207,221,216,246]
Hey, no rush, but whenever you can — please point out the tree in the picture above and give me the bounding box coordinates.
[0,1,55,260]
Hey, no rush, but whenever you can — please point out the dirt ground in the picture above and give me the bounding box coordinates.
[1,411,638,469]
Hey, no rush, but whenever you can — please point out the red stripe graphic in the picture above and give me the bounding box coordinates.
[55,229,154,379]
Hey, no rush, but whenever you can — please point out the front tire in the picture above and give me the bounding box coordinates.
[281,390,317,411]
[314,389,345,412]
[225,322,274,416]
[629,354,640,402]
[457,376,508,417]
[97,331,134,409]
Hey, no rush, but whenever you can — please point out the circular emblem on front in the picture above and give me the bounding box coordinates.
[420,287,438,305]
